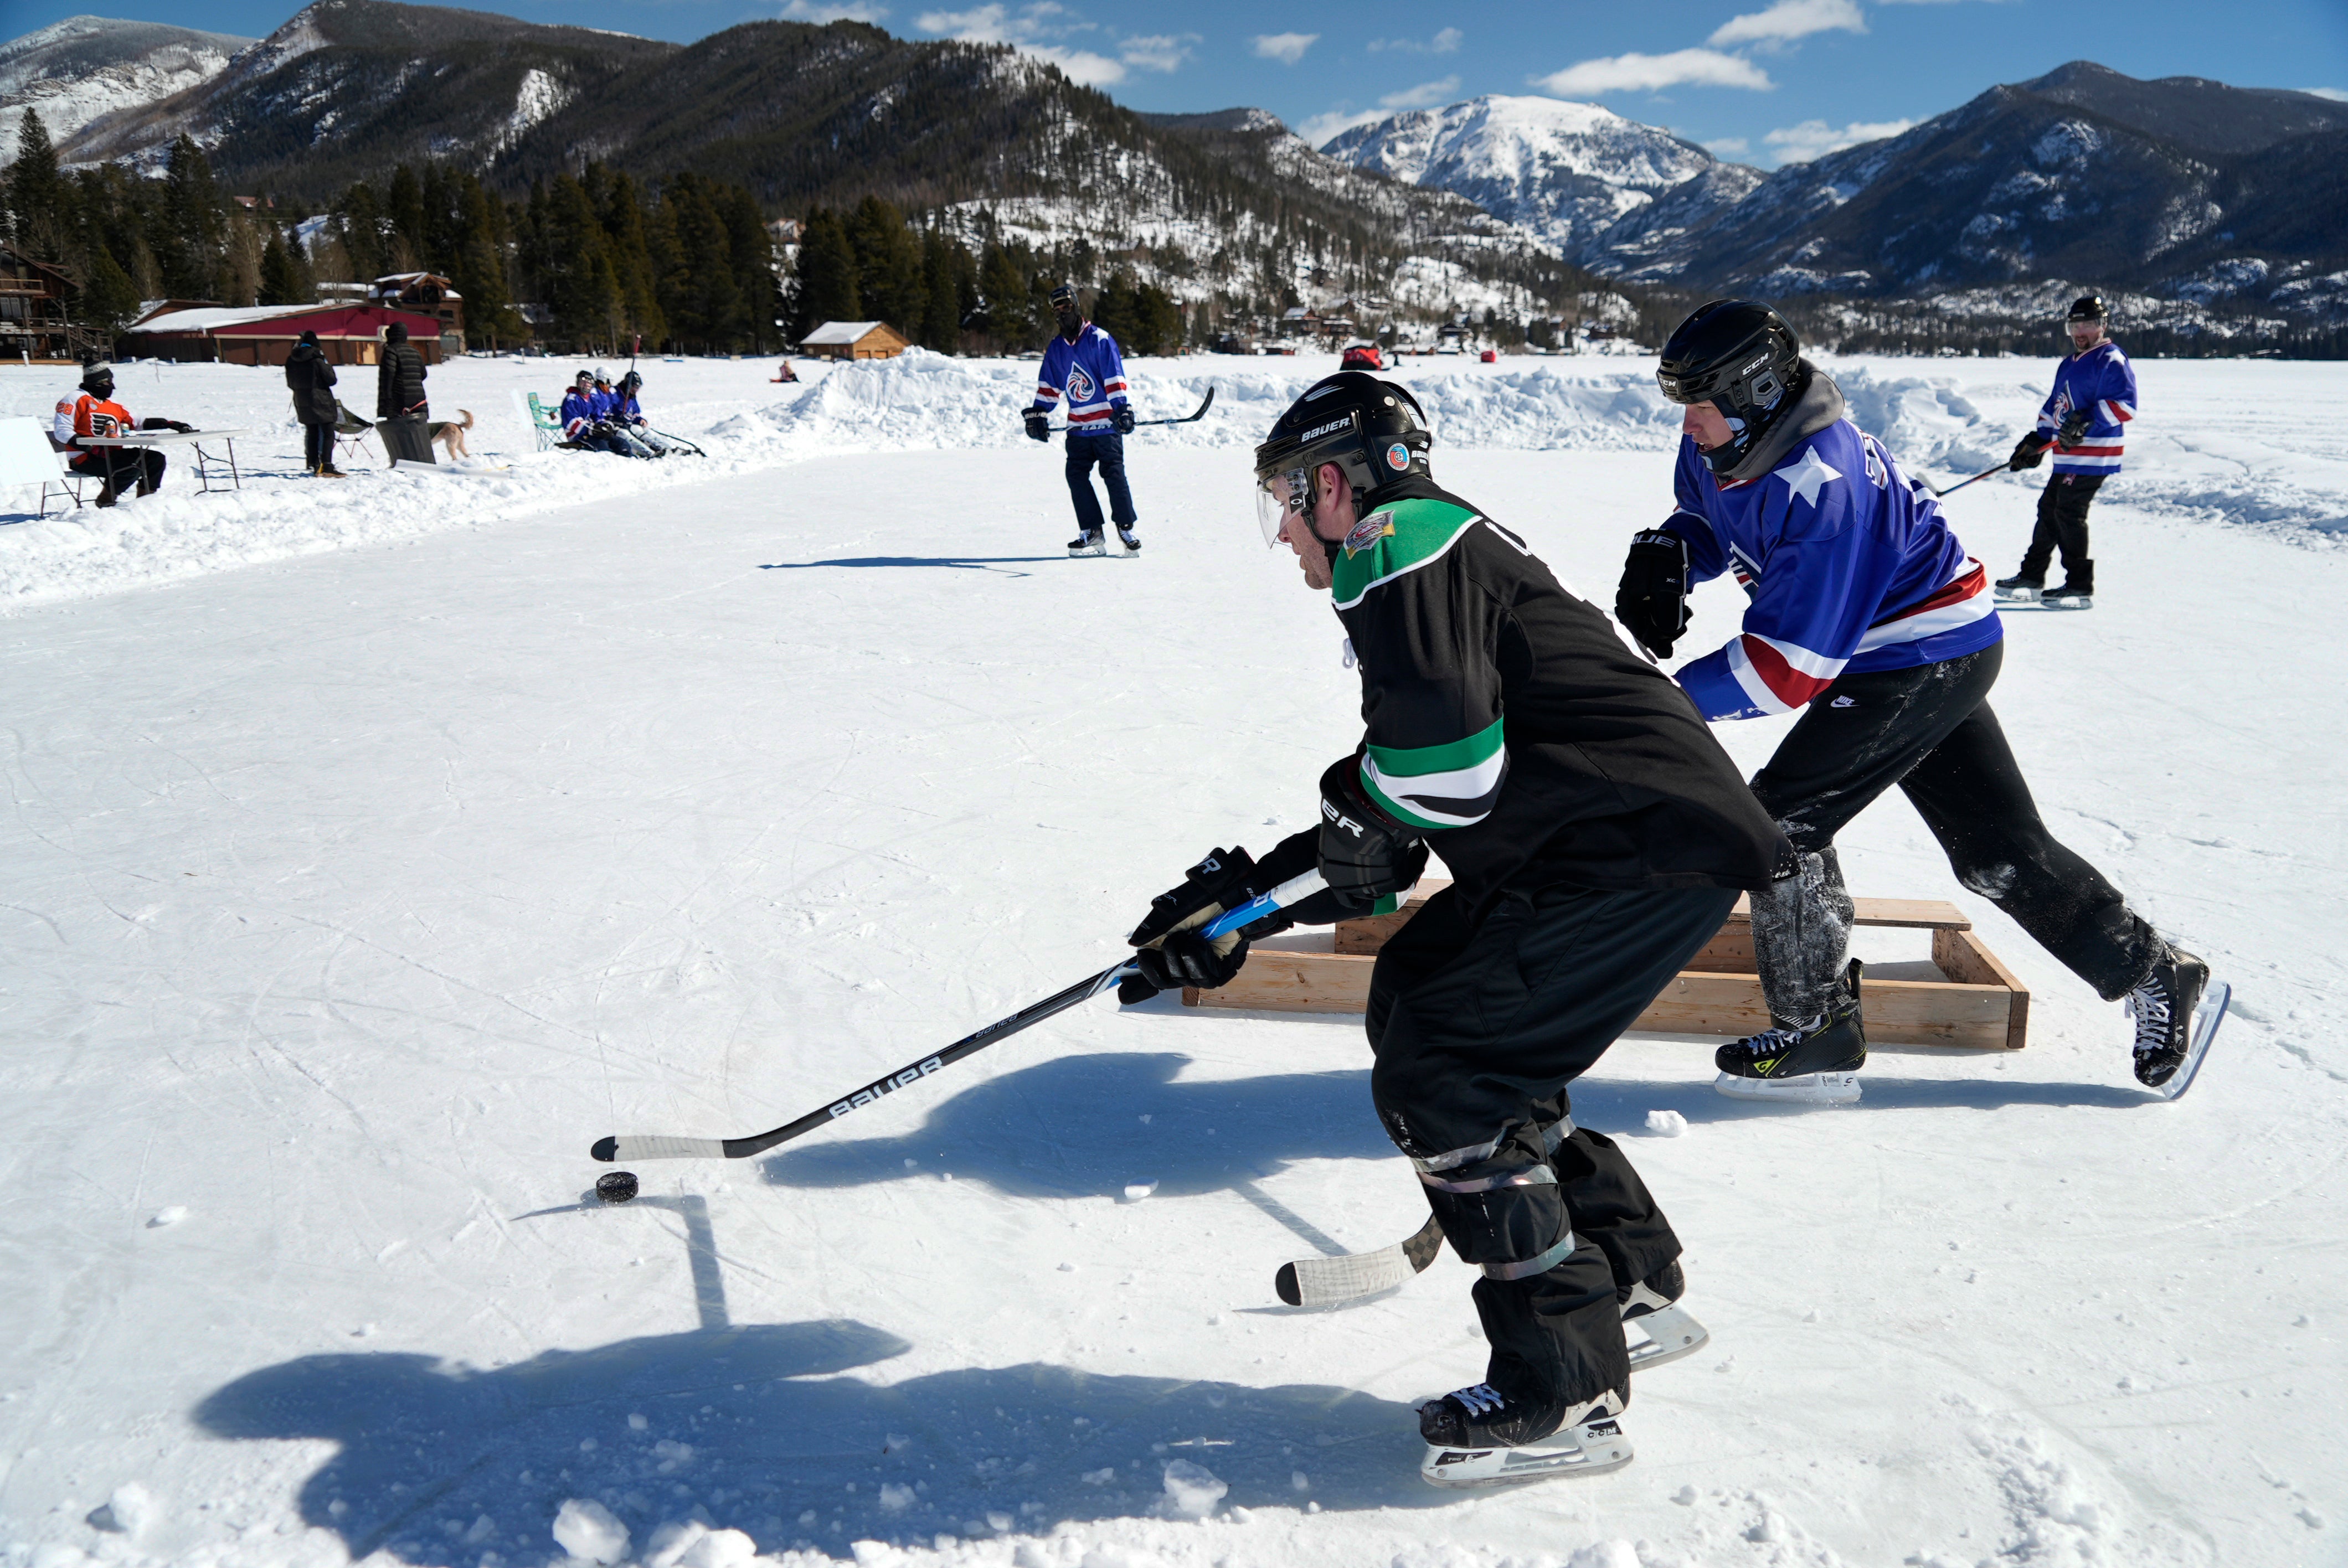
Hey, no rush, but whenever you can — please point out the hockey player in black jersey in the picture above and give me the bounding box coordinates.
[1116,372,1794,1485]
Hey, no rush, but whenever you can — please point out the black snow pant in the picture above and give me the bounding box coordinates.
[2017,473,2103,591]
[72,446,164,494]
[1745,641,2160,1024]
[1366,879,1739,1409]
[1064,431,1136,534]
[301,421,334,471]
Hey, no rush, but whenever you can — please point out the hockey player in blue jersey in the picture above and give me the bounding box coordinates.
[1616,300,2211,1102]
[1995,295,2138,608]
[1024,283,1141,556]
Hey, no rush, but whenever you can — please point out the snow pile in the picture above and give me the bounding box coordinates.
[553,1496,630,1562]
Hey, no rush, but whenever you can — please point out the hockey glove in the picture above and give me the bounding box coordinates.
[2009,431,2051,471]
[1614,528,1693,659]
[1122,845,1258,1003]
[1111,405,1136,435]
[1317,754,1429,919]
[2054,410,2093,449]
[1024,411,1051,443]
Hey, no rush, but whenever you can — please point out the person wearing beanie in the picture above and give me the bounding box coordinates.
[52,359,188,506]
[285,328,344,477]
[375,320,433,464]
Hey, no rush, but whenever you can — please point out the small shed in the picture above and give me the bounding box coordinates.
[799,321,908,360]
[122,302,449,366]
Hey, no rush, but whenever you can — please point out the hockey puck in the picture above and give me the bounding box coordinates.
[595,1170,640,1205]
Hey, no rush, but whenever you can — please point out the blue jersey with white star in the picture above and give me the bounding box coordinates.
[1663,418,2004,721]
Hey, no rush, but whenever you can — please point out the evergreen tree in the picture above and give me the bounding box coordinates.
[656,174,741,351]
[596,168,665,348]
[788,207,858,340]
[337,182,388,283]
[918,227,961,350]
[718,183,779,352]
[155,135,224,298]
[385,164,427,270]
[976,240,1029,348]
[540,174,620,352]
[1091,273,1137,351]
[6,108,71,261]
[847,194,924,337]
[258,228,306,305]
[451,174,524,348]
[80,243,139,334]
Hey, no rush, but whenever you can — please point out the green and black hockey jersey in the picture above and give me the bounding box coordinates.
[1328,479,1788,919]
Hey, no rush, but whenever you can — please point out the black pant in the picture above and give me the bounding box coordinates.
[72,447,164,494]
[1064,432,1135,533]
[1366,880,1738,1406]
[302,422,334,471]
[2019,473,2102,589]
[1746,642,2159,1019]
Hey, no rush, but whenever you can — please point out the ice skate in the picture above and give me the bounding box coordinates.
[2130,946,2227,1097]
[1418,1383,1633,1487]
[1715,960,1865,1103]
[1067,529,1105,558]
[1994,571,2042,602]
[1620,1259,1707,1371]
[1116,525,1142,554]
[2041,582,2093,609]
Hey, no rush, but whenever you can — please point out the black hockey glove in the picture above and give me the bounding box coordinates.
[1111,405,1136,435]
[1024,411,1051,443]
[2009,431,2051,471]
[2053,410,2093,449]
[1615,528,1693,659]
[1317,754,1429,918]
[1121,845,1258,1003]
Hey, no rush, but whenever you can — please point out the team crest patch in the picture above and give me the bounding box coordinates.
[1067,367,1096,402]
[1386,442,1410,471]
[1343,514,1395,556]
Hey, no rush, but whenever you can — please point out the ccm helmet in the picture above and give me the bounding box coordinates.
[1252,371,1433,545]
[1656,300,1806,478]
[2066,294,2108,324]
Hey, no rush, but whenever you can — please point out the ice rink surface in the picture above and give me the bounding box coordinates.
[1,351,2343,1568]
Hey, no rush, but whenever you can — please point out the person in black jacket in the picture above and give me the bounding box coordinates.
[1118,373,1792,1488]
[375,321,432,465]
[285,329,344,478]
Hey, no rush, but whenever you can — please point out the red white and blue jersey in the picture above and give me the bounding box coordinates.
[1028,323,1129,435]
[2037,341,2138,475]
[1665,418,2003,721]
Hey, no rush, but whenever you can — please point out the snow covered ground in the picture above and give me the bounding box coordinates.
[1,349,2344,1568]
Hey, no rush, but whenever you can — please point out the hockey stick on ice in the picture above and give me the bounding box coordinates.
[1275,1213,1446,1308]
[590,865,1325,1163]
[1039,384,1214,435]
[1924,460,2008,498]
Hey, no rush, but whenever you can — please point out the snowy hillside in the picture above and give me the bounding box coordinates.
[0,15,251,159]
[0,352,2343,1568]
[1319,96,1747,265]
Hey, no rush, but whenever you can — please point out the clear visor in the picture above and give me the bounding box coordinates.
[1255,467,1309,548]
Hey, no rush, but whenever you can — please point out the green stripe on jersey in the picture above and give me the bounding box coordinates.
[1361,715,1507,831]
[1330,497,1482,611]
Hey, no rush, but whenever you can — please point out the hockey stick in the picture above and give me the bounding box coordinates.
[590,865,1326,1163]
[1924,460,2008,498]
[1275,1213,1445,1307]
[643,425,707,456]
[1039,384,1214,435]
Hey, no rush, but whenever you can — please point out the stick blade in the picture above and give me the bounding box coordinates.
[1274,1215,1445,1308]
[596,1134,731,1162]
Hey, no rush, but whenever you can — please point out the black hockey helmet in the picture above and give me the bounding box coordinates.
[1656,299,1806,478]
[1048,282,1079,310]
[1252,370,1433,546]
[2066,294,2108,323]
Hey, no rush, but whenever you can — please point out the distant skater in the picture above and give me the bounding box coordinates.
[1023,283,1140,557]
[1996,295,2138,610]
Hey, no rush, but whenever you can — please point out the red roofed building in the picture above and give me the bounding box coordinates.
[121,301,449,366]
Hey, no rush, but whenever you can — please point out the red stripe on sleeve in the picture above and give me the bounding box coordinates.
[1741,635,1837,708]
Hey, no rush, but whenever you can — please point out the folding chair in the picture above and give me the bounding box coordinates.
[332,401,379,468]
[522,391,564,452]
[38,429,91,514]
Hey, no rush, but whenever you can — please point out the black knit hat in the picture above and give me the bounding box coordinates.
[385,321,409,343]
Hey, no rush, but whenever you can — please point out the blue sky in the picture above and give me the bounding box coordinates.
[18,0,2348,167]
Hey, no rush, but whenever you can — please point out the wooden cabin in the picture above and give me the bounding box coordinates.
[798,321,909,360]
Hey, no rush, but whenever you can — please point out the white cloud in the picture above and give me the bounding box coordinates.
[917,3,1128,84]
[1705,135,1752,157]
[1709,0,1866,46]
[1762,116,1915,163]
[1119,33,1195,72]
[2307,86,2348,102]
[1253,32,1318,65]
[1381,75,1461,111]
[1369,27,1462,54]
[781,0,888,18]
[1297,74,1465,146]
[1534,49,1775,97]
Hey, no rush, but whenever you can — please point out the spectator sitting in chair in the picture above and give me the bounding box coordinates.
[604,371,668,458]
[559,371,617,453]
[53,359,190,507]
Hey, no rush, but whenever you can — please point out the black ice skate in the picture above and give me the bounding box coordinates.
[1418,1382,1633,1487]
[2129,946,2229,1098]
[1620,1259,1708,1371]
[2041,581,2093,609]
[1994,571,2042,602]
[1714,958,1866,1104]
[1116,526,1142,554]
[1067,530,1105,558]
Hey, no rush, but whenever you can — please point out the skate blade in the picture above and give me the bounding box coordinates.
[1624,1301,1708,1371]
[1068,544,1105,558]
[1995,586,2041,602]
[1713,1070,1862,1105]
[1421,1421,1634,1488]
[2041,594,2093,610]
[2159,981,2230,1102]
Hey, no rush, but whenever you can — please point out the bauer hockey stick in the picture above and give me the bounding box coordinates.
[1040,384,1214,435]
[590,864,1326,1163]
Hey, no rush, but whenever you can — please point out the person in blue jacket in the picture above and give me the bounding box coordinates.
[1994,296,2138,608]
[1024,283,1140,556]
[559,371,616,453]
[1615,300,2208,1102]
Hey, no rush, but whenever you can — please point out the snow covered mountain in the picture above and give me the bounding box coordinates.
[1318,95,1755,265]
[0,16,252,161]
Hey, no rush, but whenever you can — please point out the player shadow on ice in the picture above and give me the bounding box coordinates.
[1568,1064,2146,1128]
[193,1184,1444,1566]
[760,555,1069,576]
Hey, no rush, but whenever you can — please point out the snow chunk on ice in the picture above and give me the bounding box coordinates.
[145,1206,187,1229]
[1566,1544,1641,1568]
[1121,1180,1157,1202]
[86,1482,155,1535]
[877,1481,917,1512]
[552,1497,630,1563]
[1645,1109,1687,1137]
[1158,1457,1227,1517]
[645,1519,759,1568]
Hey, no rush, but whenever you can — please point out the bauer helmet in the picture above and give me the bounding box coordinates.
[1656,299,1806,479]
[1252,371,1433,546]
